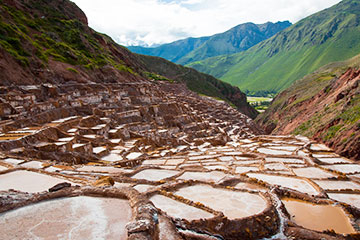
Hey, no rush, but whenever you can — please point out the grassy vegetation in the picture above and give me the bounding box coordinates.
[0,1,135,74]
[187,0,360,96]
[257,51,360,159]
[66,67,79,74]
[144,71,174,83]
[247,97,273,112]
[247,97,273,103]
[138,54,258,118]
[338,95,360,124]
[322,125,343,141]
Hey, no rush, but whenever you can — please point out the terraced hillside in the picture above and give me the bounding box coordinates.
[188,0,360,96]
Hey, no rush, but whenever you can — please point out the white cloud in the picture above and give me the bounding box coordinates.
[71,0,341,46]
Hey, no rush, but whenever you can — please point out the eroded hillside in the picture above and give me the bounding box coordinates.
[257,54,360,160]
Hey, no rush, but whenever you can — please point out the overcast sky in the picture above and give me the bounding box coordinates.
[71,0,341,47]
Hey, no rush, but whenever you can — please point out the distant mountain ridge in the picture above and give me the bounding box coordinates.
[128,36,210,63]
[188,0,360,96]
[128,21,291,65]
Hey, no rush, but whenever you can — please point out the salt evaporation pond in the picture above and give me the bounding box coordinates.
[134,184,155,193]
[316,157,352,164]
[310,143,331,151]
[247,173,320,195]
[131,169,179,181]
[324,164,360,174]
[204,165,228,171]
[234,182,267,191]
[178,171,227,182]
[264,163,288,171]
[175,185,267,219]
[313,180,360,191]
[235,166,258,174]
[282,198,355,234]
[101,153,123,162]
[0,170,74,193]
[328,193,360,208]
[150,194,214,220]
[257,148,292,155]
[164,158,185,165]
[20,161,44,169]
[3,158,24,165]
[268,145,298,151]
[142,159,167,165]
[76,165,126,174]
[0,196,132,239]
[0,165,8,171]
[265,157,304,164]
[292,167,336,179]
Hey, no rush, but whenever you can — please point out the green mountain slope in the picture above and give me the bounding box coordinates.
[0,0,257,118]
[128,21,291,65]
[188,0,360,96]
[256,54,360,160]
[137,54,258,118]
[177,21,291,65]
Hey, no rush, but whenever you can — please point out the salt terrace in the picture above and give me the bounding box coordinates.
[0,82,360,239]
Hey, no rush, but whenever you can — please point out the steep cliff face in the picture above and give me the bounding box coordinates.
[0,0,256,118]
[257,55,360,160]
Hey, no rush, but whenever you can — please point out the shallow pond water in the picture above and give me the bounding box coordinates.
[282,198,355,234]
[324,164,360,174]
[76,165,126,174]
[20,161,44,169]
[247,173,320,195]
[234,182,267,191]
[316,157,352,164]
[175,184,267,219]
[314,180,360,191]
[101,153,123,162]
[310,144,331,151]
[257,148,292,155]
[178,171,227,182]
[292,167,336,179]
[265,157,304,164]
[3,158,24,165]
[150,194,214,220]
[328,193,360,209]
[0,196,132,239]
[131,169,179,181]
[0,170,74,193]
[235,166,259,174]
